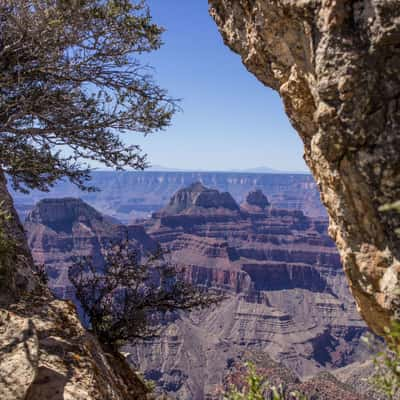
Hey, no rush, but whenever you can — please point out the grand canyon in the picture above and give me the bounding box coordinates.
[23,173,372,399]
[12,171,326,222]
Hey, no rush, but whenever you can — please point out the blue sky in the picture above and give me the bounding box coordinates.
[125,1,308,172]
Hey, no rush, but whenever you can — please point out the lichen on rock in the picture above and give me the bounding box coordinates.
[209,0,400,335]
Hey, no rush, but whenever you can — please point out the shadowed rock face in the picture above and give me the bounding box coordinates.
[246,189,270,207]
[0,172,38,303]
[208,0,400,335]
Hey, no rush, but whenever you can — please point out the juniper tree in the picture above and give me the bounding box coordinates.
[0,0,177,192]
[69,242,223,349]
[0,0,177,298]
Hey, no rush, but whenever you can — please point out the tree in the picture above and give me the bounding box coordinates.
[68,241,223,349]
[0,0,177,298]
[0,0,177,193]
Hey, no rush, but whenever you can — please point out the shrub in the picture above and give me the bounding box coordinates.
[221,362,306,400]
[69,241,223,349]
[364,320,400,400]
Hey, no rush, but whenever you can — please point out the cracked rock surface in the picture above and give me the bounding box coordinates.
[209,0,400,335]
[0,298,149,400]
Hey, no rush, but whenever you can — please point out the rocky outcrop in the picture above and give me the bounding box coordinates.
[208,0,400,335]
[241,189,270,212]
[161,182,240,215]
[0,297,149,400]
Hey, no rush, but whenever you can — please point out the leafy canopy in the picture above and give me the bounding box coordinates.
[0,0,177,192]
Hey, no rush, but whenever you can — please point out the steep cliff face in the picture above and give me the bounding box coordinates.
[0,172,38,303]
[208,0,400,334]
[133,185,368,398]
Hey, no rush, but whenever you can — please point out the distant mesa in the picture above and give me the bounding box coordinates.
[243,189,270,210]
[161,182,240,214]
[25,197,112,229]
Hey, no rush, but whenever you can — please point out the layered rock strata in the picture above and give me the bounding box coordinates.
[12,171,327,222]
[25,187,370,399]
[208,0,400,335]
[129,184,368,398]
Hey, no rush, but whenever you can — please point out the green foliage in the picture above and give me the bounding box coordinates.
[0,0,178,193]
[222,362,307,400]
[69,241,223,349]
[368,320,400,400]
[32,263,49,286]
[0,201,17,289]
[379,200,400,236]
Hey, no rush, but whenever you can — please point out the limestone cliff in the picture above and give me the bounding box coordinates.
[209,0,400,335]
[0,297,149,400]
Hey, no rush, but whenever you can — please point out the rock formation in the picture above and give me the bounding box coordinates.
[241,189,271,212]
[12,171,327,222]
[0,298,149,400]
[24,189,371,399]
[0,172,38,304]
[134,185,368,398]
[161,182,240,214]
[208,0,400,335]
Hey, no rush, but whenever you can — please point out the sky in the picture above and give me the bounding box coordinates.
[123,1,308,172]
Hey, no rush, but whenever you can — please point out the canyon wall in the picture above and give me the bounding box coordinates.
[208,0,400,335]
[12,171,326,222]
[25,187,370,399]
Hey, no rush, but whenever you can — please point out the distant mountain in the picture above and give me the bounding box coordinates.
[146,165,311,174]
[238,166,310,174]
[11,171,326,223]
[241,166,280,173]
[146,165,185,172]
